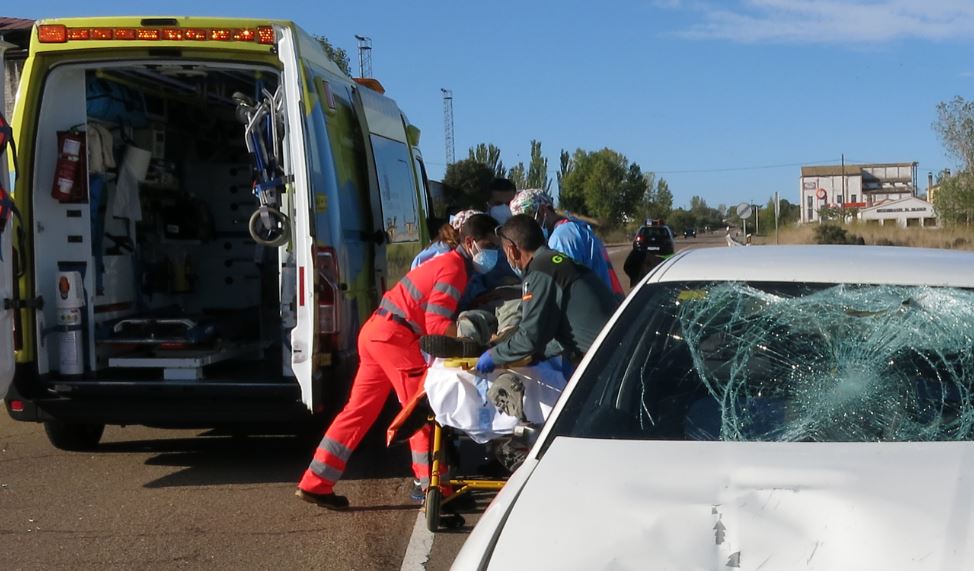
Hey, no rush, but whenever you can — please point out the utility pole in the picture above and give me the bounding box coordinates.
[441,88,455,165]
[354,35,372,78]
[774,191,780,245]
[841,153,846,205]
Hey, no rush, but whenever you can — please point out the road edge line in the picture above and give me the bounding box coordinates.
[401,509,434,571]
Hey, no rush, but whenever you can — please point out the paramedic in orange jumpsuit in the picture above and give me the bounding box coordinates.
[296,213,501,509]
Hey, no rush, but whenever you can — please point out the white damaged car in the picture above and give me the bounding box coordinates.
[453,245,974,570]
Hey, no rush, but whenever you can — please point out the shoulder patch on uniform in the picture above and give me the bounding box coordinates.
[551,254,565,264]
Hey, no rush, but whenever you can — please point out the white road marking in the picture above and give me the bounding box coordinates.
[401,510,434,571]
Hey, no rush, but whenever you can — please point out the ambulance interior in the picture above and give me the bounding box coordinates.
[31,62,291,383]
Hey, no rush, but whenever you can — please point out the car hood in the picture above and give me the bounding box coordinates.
[485,438,974,570]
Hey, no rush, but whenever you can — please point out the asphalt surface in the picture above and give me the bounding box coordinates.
[0,232,725,571]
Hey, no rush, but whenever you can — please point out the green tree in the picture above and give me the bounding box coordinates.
[666,208,693,232]
[508,162,527,190]
[468,143,506,178]
[442,159,495,209]
[654,178,673,221]
[618,163,649,225]
[556,149,573,198]
[933,173,974,225]
[525,139,551,192]
[557,148,630,226]
[934,96,974,173]
[314,35,352,76]
[760,197,801,231]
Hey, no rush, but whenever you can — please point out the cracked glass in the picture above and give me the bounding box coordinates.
[552,281,974,443]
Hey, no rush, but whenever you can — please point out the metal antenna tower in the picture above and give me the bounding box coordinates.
[441,88,455,165]
[354,35,372,77]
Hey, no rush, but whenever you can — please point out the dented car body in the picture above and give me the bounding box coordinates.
[454,245,974,570]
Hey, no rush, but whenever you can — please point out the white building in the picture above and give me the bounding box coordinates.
[859,196,937,228]
[799,162,918,223]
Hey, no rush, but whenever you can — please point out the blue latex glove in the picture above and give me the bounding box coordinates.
[476,350,496,374]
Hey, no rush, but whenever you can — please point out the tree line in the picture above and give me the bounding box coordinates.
[443,141,675,230]
[932,96,974,226]
[443,141,805,235]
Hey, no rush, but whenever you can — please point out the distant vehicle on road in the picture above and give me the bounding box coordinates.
[632,224,674,255]
[683,227,696,238]
[454,245,974,570]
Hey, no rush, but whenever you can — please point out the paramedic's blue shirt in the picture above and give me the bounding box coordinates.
[410,241,451,270]
[548,218,613,292]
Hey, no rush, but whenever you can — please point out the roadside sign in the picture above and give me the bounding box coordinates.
[816,188,827,200]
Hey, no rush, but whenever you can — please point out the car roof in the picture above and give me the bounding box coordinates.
[650,245,974,287]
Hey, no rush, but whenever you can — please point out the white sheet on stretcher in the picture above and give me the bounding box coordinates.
[424,358,568,443]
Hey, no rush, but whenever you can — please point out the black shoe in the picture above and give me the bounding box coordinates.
[295,488,350,510]
[421,335,485,358]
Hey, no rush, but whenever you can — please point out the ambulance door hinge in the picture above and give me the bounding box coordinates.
[3,296,44,311]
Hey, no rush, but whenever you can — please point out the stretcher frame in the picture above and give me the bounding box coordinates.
[425,416,507,532]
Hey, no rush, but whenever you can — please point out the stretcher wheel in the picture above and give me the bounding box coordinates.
[249,207,290,247]
[425,487,441,532]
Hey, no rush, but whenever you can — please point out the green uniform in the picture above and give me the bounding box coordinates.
[490,247,619,364]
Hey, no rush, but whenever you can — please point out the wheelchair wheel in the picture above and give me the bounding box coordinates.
[425,487,441,532]
[249,207,290,247]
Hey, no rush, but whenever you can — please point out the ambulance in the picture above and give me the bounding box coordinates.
[0,17,436,449]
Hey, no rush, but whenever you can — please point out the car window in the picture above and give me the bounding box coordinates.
[549,281,974,444]
[639,227,671,240]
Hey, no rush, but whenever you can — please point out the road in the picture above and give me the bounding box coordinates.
[0,233,725,571]
[607,230,727,293]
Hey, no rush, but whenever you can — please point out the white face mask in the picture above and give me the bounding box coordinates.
[489,204,512,224]
[470,242,499,274]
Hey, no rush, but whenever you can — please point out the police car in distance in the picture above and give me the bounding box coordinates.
[632,223,674,255]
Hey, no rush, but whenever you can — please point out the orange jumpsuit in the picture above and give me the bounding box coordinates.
[298,250,470,494]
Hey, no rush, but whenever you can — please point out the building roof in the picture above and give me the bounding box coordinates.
[801,163,915,178]
[0,17,33,32]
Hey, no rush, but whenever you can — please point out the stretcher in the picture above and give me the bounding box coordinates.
[388,357,567,531]
[425,416,507,531]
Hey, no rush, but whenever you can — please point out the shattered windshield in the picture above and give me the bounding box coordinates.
[551,281,974,443]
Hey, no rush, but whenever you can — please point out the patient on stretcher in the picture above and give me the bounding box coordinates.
[420,305,570,444]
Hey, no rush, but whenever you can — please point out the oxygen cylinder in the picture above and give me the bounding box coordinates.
[51,131,85,202]
[55,271,85,376]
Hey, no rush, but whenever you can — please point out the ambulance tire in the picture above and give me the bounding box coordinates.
[425,487,441,532]
[43,421,104,451]
[248,208,290,248]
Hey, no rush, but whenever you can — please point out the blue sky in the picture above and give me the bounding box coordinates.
[14,0,974,208]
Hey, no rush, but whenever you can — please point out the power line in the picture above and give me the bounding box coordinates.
[654,158,842,175]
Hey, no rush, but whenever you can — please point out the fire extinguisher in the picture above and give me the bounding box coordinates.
[55,270,85,376]
[51,130,87,202]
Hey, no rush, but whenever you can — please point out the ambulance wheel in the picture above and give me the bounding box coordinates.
[43,421,104,451]
[425,487,441,532]
[249,208,290,248]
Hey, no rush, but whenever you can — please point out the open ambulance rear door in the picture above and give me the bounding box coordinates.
[276,26,318,413]
[0,38,16,398]
[0,191,13,399]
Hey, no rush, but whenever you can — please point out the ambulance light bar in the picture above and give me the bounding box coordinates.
[38,24,275,45]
